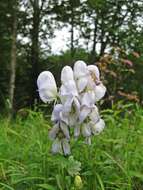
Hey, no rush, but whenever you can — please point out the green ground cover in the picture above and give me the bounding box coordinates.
[0,104,143,190]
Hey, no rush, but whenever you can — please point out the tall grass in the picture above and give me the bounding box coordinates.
[0,104,143,190]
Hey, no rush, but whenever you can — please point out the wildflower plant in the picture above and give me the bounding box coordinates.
[37,60,106,155]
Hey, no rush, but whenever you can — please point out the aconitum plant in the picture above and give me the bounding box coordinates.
[37,60,106,155]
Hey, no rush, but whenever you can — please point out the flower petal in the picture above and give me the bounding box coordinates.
[85,136,91,145]
[60,80,78,97]
[79,106,91,123]
[74,125,80,137]
[76,77,88,93]
[81,91,96,107]
[73,97,81,114]
[89,106,100,123]
[51,104,63,122]
[74,60,88,79]
[37,71,57,102]
[60,122,70,139]
[62,138,71,155]
[82,123,91,137]
[94,83,106,101]
[51,138,62,154]
[60,112,69,125]
[63,96,74,113]
[68,113,78,127]
[91,119,105,135]
[61,66,74,83]
[49,123,59,140]
[88,65,100,81]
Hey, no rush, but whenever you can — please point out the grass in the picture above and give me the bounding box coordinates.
[0,103,143,190]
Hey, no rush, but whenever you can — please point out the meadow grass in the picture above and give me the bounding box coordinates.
[0,104,143,190]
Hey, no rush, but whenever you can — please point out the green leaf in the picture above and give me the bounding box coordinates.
[37,184,57,190]
[0,182,15,190]
[67,156,81,176]
[130,171,143,180]
[96,173,105,190]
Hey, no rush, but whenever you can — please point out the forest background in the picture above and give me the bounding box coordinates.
[0,0,143,114]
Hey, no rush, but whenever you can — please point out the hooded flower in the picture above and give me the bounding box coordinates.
[61,66,74,83]
[51,138,71,155]
[94,83,106,101]
[87,65,100,82]
[81,91,96,107]
[37,71,57,103]
[49,104,71,155]
[60,65,79,107]
[49,121,70,140]
[74,60,89,92]
[89,106,100,123]
[82,123,91,137]
[60,65,80,126]
[74,60,88,79]
[60,80,78,98]
[90,119,105,135]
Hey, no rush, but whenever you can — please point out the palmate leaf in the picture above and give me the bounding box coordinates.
[67,156,81,176]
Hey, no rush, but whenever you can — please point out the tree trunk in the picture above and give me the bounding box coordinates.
[99,17,107,57]
[9,1,17,116]
[71,6,74,57]
[30,0,40,107]
[91,18,98,62]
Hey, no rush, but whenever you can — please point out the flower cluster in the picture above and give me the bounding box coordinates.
[37,60,106,155]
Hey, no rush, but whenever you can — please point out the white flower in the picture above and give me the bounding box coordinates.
[60,122,70,139]
[37,71,57,103]
[76,77,89,93]
[74,60,88,79]
[60,66,78,98]
[62,138,71,155]
[89,106,100,123]
[82,123,91,137]
[61,66,74,83]
[62,96,80,127]
[51,138,71,155]
[94,83,106,101]
[74,60,89,92]
[79,106,91,123]
[74,125,81,138]
[87,65,100,81]
[60,78,80,126]
[49,123,59,140]
[91,119,105,135]
[60,80,78,97]
[51,104,63,122]
[81,91,96,107]
[51,138,62,154]
[49,121,70,140]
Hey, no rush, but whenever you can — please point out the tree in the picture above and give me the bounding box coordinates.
[9,0,18,115]
[80,0,143,61]
[51,0,81,57]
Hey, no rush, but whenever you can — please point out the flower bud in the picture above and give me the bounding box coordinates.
[74,175,83,189]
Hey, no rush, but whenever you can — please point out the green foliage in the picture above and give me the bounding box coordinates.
[0,104,143,189]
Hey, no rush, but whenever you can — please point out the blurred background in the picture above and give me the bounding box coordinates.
[0,0,143,115]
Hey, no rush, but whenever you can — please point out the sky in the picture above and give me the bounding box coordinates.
[50,27,71,54]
